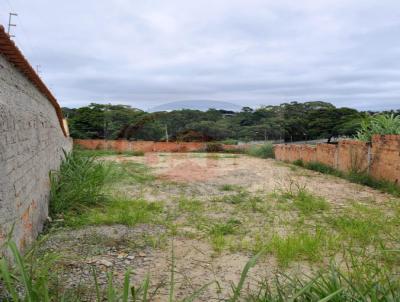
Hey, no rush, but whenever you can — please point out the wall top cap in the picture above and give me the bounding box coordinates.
[0,25,68,137]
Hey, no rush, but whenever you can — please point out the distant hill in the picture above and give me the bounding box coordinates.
[148,100,242,112]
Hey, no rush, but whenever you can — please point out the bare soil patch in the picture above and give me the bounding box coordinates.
[39,152,398,301]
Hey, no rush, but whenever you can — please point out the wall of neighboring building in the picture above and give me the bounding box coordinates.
[274,135,400,185]
[0,54,72,250]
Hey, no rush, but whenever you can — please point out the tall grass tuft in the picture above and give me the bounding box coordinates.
[356,113,400,142]
[1,239,400,301]
[49,150,113,216]
[293,160,400,197]
[246,143,275,159]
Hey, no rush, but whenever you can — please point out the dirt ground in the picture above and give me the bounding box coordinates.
[39,153,396,301]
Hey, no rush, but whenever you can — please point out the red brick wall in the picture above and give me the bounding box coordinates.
[337,140,369,173]
[370,135,400,185]
[74,139,240,153]
[316,143,337,167]
[274,135,400,185]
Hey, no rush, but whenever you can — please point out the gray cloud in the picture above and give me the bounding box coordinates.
[1,0,399,111]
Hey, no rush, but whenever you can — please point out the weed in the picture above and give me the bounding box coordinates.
[64,197,164,227]
[205,142,224,152]
[292,190,330,214]
[213,191,250,204]
[346,171,400,196]
[292,160,400,197]
[178,198,203,213]
[206,218,241,252]
[1,239,400,301]
[277,182,330,215]
[246,143,275,159]
[219,184,243,192]
[208,218,241,236]
[263,230,327,266]
[243,259,400,301]
[49,150,113,216]
[327,204,384,245]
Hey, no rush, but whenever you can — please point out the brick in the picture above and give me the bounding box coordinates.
[0,53,72,253]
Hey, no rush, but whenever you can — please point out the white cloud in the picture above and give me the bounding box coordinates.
[0,0,399,110]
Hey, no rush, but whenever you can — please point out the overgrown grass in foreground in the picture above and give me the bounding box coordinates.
[49,150,112,215]
[49,150,156,226]
[293,160,400,196]
[1,239,400,301]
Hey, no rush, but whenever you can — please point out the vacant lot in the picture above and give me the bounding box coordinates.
[36,152,399,301]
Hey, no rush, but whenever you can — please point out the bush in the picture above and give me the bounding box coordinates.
[49,150,112,215]
[246,143,275,159]
[356,114,400,142]
[205,142,224,152]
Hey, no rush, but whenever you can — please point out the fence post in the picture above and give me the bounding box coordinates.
[367,143,372,174]
[334,144,339,170]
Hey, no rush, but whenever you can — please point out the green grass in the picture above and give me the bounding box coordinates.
[291,189,330,215]
[327,203,385,245]
[208,218,241,236]
[205,218,242,252]
[64,197,164,227]
[264,231,326,266]
[277,185,330,215]
[242,255,400,301]
[115,161,155,184]
[49,149,158,229]
[246,143,275,159]
[219,184,243,191]
[75,148,145,157]
[1,238,400,301]
[213,191,255,204]
[178,197,203,213]
[293,160,400,197]
[49,150,113,215]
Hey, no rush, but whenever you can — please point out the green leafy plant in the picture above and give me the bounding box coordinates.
[356,113,400,142]
[49,150,112,215]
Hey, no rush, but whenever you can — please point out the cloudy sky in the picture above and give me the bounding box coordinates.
[1,0,400,110]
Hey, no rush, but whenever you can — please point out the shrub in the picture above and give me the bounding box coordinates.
[356,113,400,142]
[205,142,224,152]
[49,150,112,216]
[246,143,275,159]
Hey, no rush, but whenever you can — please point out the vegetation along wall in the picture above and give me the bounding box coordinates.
[0,49,72,251]
[274,135,400,185]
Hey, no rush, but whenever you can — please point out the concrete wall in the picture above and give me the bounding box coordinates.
[274,135,400,185]
[0,54,72,251]
[74,139,244,153]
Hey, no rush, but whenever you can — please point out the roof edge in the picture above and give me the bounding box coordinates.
[0,25,68,137]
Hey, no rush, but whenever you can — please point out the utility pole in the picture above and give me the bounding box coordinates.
[36,65,41,75]
[165,125,169,142]
[7,13,18,38]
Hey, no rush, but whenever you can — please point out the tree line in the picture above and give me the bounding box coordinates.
[62,101,399,143]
